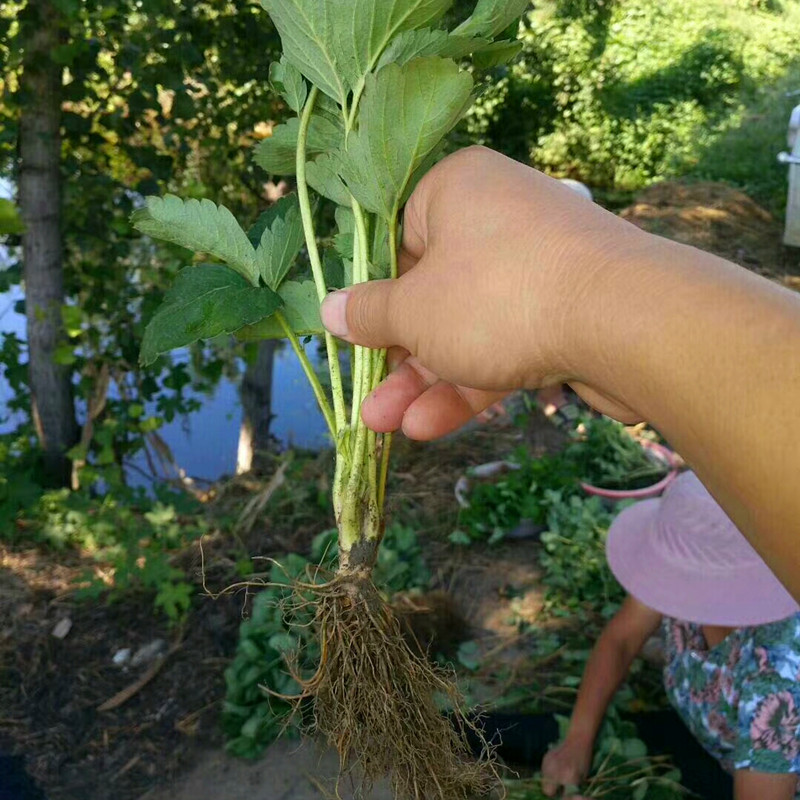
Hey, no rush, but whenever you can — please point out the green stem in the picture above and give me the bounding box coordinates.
[375,215,400,511]
[378,432,392,510]
[349,199,372,428]
[276,311,336,440]
[296,86,346,433]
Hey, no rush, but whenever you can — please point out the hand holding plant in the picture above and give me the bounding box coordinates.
[541,735,594,798]
[323,146,651,440]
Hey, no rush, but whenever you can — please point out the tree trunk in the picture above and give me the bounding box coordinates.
[18,0,78,486]
[237,340,278,475]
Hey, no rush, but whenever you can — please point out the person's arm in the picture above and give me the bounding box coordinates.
[541,596,663,797]
[572,234,800,600]
[320,146,800,599]
[734,770,798,800]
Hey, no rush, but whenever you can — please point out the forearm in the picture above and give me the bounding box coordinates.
[577,233,800,597]
[567,631,636,744]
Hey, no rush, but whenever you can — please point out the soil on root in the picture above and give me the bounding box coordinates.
[285,574,500,800]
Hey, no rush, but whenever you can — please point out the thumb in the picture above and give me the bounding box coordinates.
[320,280,407,349]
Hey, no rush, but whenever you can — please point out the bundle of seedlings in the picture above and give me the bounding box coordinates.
[132,0,531,796]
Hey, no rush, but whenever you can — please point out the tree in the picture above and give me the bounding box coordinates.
[237,340,278,475]
[1,0,285,485]
[18,0,78,485]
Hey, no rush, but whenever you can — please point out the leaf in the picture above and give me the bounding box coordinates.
[0,198,24,235]
[453,0,529,39]
[457,640,481,671]
[322,249,352,290]
[449,530,472,546]
[473,39,522,69]
[371,216,391,278]
[632,781,648,800]
[261,0,454,104]
[306,152,351,206]
[339,57,473,218]
[269,56,308,113]
[131,195,257,284]
[253,115,342,176]
[236,281,322,341]
[621,737,648,760]
[376,28,491,69]
[260,0,349,105]
[140,265,283,365]
[253,195,305,290]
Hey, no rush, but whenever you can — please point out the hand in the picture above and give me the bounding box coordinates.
[320,146,646,440]
[541,736,593,798]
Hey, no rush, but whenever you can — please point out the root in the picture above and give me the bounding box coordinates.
[285,574,501,800]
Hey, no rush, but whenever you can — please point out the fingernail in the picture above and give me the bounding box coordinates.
[320,291,349,337]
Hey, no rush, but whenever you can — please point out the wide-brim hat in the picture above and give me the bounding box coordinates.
[606,472,799,626]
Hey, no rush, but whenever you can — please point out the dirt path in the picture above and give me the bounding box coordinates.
[142,741,392,800]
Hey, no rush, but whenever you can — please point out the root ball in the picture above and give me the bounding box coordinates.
[291,575,499,800]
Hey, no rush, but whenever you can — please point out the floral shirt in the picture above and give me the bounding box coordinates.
[663,613,800,793]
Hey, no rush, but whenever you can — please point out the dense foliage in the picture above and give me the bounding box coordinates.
[468,0,800,210]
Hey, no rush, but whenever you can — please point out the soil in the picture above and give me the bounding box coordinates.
[0,400,559,800]
[619,179,800,290]
[3,180,798,800]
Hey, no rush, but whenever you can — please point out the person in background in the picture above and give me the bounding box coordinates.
[542,471,800,800]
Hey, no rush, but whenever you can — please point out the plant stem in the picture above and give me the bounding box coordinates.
[276,311,336,439]
[296,86,346,433]
[349,199,372,428]
[378,432,392,509]
[376,214,400,510]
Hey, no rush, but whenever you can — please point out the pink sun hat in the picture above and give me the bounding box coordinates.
[606,471,800,627]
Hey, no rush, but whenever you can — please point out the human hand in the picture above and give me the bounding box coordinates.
[320,146,646,440]
[541,736,593,798]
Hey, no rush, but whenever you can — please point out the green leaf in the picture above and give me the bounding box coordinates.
[371,216,391,278]
[131,195,257,284]
[140,265,283,365]
[621,738,648,760]
[53,343,77,365]
[632,781,648,800]
[253,115,342,176]
[253,195,305,290]
[269,56,308,113]
[322,249,352,290]
[449,530,472,546]
[236,280,322,341]
[457,640,481,671]
[306,152,351,206]
[376,29,491,70]
[0,198,24,235]
[261,0,454,105]
[339,57,473,218]
[453,0,529,39]
[473,39,522,69]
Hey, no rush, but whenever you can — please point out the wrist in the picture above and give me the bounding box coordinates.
[556,223,674,401]
[564,723,597,751]
[526,204,657,391]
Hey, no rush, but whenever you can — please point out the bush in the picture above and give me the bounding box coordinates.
[468,0,800,206]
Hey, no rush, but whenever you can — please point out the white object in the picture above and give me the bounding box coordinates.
[130,639,168,667]
[781,102,800,247]
[454,460,521,509]
[559,178,594,202]
[51,618,72,639]
[112,648,132,667]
